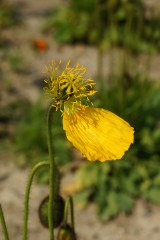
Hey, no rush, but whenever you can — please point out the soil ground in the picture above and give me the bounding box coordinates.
[0,0,160,240]
[1,153,160,240]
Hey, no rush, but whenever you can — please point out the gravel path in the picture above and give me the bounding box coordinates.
[0,153,160,240]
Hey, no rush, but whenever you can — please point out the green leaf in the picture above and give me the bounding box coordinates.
[153,175,160,186]
[144,188,160,205]
[116,193,134,213]
[99,192,134,221]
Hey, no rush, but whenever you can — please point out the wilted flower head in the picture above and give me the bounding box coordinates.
[44,60,96,112]
[44,60,134,162]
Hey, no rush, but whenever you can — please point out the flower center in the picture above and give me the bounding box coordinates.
[44,60,96,111]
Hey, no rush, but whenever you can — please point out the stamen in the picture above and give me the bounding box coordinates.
[44,61,96,111]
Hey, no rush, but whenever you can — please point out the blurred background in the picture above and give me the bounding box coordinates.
[0,0,160,239]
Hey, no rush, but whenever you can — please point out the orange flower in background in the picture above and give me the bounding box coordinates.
[33,39,48,51]
[44,60,134,162]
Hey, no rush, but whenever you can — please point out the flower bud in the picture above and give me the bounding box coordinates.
[57,224,76,240]
[38,195,64,228]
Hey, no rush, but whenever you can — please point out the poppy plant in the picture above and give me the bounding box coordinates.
[44,60,134,162]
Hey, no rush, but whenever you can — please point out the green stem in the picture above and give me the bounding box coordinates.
[69,197,74,231]
[47,104,56,240]
[64,196,75,231]
[22,161,49,240]
[0,204,10,240]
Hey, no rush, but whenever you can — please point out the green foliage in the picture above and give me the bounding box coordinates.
[14,101,48,162]
[0,1,19,28]
[76,74,160,220]
[44,0,160,53]
[43,7,91,44]
[13,99,71,182]
[0,99,26,147]
[8,53,26,73]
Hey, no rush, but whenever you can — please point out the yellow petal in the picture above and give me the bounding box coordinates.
[63,107,134,162]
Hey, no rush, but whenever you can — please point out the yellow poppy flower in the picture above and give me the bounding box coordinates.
[63,103,134,162]
[44,60,134,162]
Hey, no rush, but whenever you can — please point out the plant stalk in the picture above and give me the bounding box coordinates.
[0,204,10,240]
[47,104,56,240]
[64,196,75,231]
[22,161,49,240]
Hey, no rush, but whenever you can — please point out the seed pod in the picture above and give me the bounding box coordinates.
[57,224,76,240]
[38,195,64,228]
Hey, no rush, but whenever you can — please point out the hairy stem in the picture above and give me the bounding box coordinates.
[64,196,75,231]
[0,204,10,240]
[47,104,56,240]
[22,161,49,240]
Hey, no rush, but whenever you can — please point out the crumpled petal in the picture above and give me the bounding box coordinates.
[63,107,134,162]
